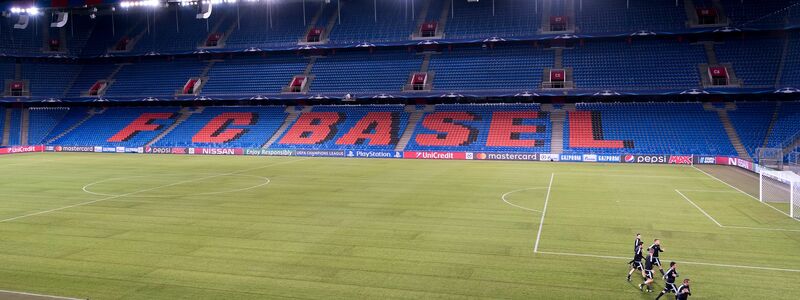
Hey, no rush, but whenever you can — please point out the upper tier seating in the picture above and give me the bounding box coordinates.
[202,56,308,97]
[224,1,311,49]
[404,103,551,153]
[563,102,737,156]
[445,0,540,39]
[328,0,416,44]
[715,36,783,87]
[104,59,205,98]
[310,50,421,93]
[51,107,181,147]
[153,106,287,149]
[64,64,119,98]
[577,0,686,34]
[271,105,409,151]
[780,32,800,87]
[79,12,148,57]
[132,7,230,55]
[564,39,705,90]
[718,0,792,28]
[428,45,552,91]
[21,62,81,98]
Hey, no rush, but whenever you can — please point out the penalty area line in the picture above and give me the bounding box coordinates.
[691,165,798,222]
[536,251,800,273]
[675,189,800,232]
[533,172,555,253]
[675,189,723,227]
[0,158,309,223]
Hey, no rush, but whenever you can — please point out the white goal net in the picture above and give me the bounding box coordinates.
[759,168,800,219]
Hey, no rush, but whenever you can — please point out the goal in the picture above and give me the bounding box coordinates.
[759,168,800,219]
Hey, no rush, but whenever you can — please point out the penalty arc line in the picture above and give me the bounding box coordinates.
[533,172,555,253]
[536,251,800,273]
[675,189,723,227]
[0,158,309,223]
[691,165,798,221]
[501,187,545,213]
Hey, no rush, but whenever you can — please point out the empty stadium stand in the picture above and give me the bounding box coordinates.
[309,50,422,93]
[563,102,738,156]
[563,39,705,90]
[50,107,181,147]
[404,103,551,153]
[576,0,686,34]
[152,106,287,149]
[428,45,552,91]
[272,105,409,151]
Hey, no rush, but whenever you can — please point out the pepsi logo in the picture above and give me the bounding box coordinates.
[624,155,635,163]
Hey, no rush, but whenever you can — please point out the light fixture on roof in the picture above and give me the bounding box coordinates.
[9,6,41,15]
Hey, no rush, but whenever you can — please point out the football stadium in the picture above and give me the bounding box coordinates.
[1,0,800,299]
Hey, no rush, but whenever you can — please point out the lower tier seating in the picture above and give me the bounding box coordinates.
[0,102,793,161]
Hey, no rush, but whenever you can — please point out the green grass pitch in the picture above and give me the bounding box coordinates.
[0,153,798,299]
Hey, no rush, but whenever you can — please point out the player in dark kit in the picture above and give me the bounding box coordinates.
[634,233,642,249]
[676,279,692,300]
[655,262,678,300]
[648,238,665,275]
[627,240,645,281]
[639,248,656,292]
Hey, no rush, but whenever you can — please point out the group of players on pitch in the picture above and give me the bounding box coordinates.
[627,234,692,300]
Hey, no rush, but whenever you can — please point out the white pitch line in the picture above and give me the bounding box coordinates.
[536,251,800,273]
[501,187,545,213]
[675,189,723,227]
[691,165,797,221]
[0,289,84,300]
[722,225,800,232]
[675,189,739,193]
[676,189,800,232]
[0,158,308,223]
[533,173,554,253]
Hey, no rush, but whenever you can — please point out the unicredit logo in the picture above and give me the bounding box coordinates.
[9,146,36,153]
[415,152,454,159]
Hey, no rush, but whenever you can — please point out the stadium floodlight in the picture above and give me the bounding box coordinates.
[9,6,41,15]
[759,168,800,219]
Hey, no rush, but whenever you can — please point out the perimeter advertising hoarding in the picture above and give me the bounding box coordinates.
[52,146,94,152]
[596,155,621,163]
[245,149,295,156]
[539,154,560,162]
[402,151,467,160]
[559,154,583,162]
[188,148,244,155]
[694,156,717,164]
[294,150,346,157]
[621,155,693,165]
[468,152,539,161]
[144,147,172,154]
[0,145,43,155]
[345,151,403,159]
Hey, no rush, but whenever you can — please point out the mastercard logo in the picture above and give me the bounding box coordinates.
[477,153,487,160]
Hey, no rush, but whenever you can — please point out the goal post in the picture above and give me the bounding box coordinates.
[759,168,800,219]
